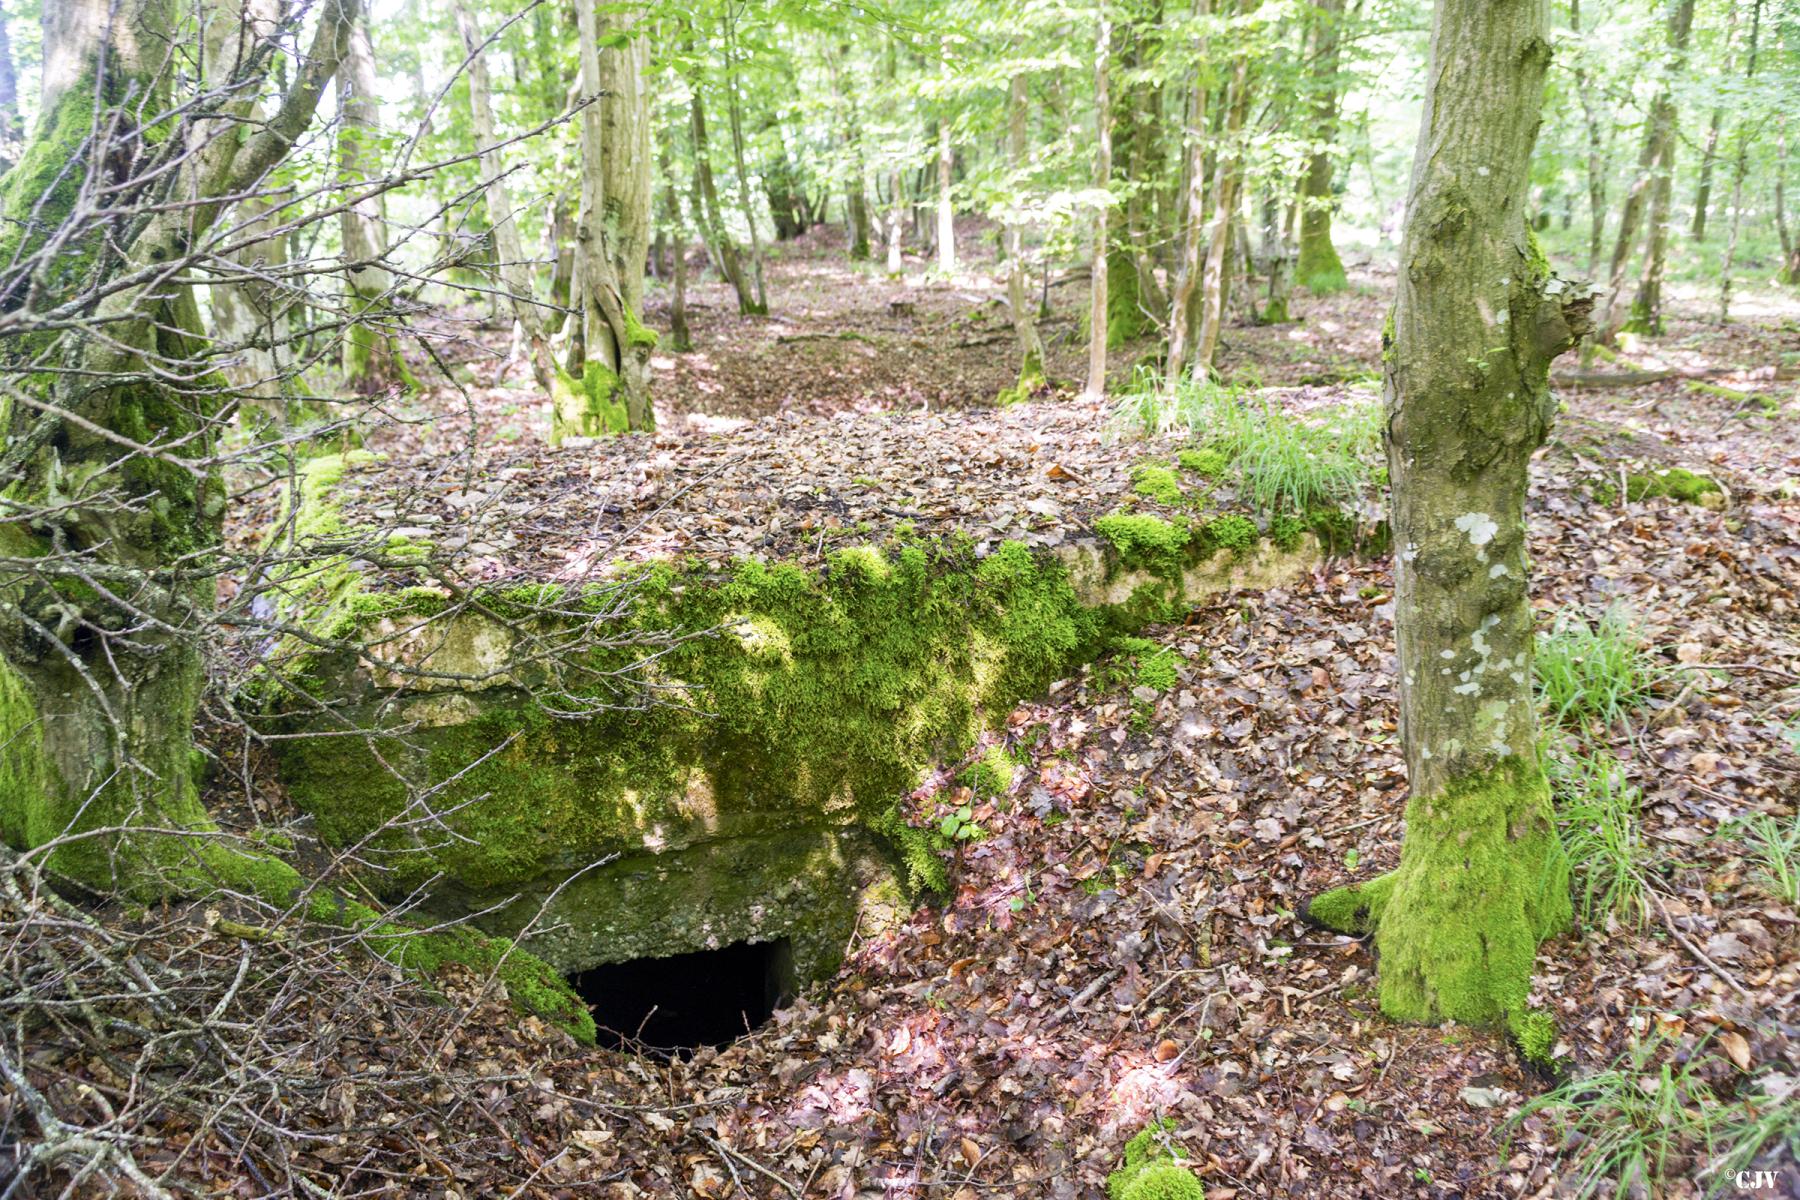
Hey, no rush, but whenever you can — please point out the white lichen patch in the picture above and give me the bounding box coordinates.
[1454,512,1499,562]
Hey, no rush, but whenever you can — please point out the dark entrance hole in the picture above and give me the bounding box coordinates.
[569,938,794,1055]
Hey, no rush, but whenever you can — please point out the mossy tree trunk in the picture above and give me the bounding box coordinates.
[0,0,354,894]
[1294,0,1348,295]
[574,0,654,433]
[1001,68,1046,405]
[1307,0,1591,1029]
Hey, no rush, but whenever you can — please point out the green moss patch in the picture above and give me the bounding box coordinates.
[1625,467,1722,505]
[1108,1121,1204,1200]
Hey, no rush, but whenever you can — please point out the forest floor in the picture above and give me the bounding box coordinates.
[191,225,1799,1199]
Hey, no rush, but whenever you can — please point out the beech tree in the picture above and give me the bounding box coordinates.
[1307,0,1593,1031]
[0,0,356,892]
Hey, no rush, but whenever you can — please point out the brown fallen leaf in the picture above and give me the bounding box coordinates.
[1718,1029,1752,1072]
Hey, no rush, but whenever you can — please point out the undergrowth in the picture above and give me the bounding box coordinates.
[1547,745,1651,929]
[1512,1034,1800,1199]
[1109,376,1380,517]
[1536,607,1666,730]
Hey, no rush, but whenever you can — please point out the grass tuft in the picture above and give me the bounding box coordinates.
[1536,607,1666,730]
[1510,1035,1800,1200]
[1108,377,1379,517]
[1548,745,1650,929]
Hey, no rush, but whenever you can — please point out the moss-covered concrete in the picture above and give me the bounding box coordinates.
[261,469,1321,988]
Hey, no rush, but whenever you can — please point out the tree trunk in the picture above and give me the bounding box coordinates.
[1163,0,1211,382]
[0,2,20,174]
[1779,130,1800,285]
[457,0,623,441]
[1107,5,1159,345]
[1000,69,1045,405]
[1719,0,1764,321]
[569,0,654,435]
[1193,59,1248,377]
[886,167,906,275]
[599,1,652,318]
[936,120,956,275]
[721,16,768,313]
[338,11,408,394]
[1308,0,1588,1031]
[1594,0,1696,341]
[1691,105,1724,241]
[1295,0,1348,293]
[660,137,693,352]
[1083,1,1112,401]
[0,0,354,894]
[688,72,761,314]
[1570,0,1608,274]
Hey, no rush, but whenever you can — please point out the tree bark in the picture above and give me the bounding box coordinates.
[1295,0,1348,293]
[1001,69,1045,404]
[338,10,407,393]
[1083,1,1112,401]
[936,120,956,274]
[1569,0,1608,274]
[0,0,355,894]
[1308,0,1586,1030]
[1594,0,1695,341]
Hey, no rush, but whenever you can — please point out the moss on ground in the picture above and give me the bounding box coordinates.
[1131,464,1187,507]
[1177,447,1230,478]
[1308,761,1571,1026]
[1625,467,1722,505]
[1108,1120,1204,1200]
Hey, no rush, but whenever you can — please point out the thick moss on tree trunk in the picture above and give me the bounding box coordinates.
[1308,0,1590,1028]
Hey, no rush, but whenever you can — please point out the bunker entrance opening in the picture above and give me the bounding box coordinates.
[569,937,795,1055]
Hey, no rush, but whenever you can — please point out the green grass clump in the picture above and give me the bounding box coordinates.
[1108,377,1378,518]
[1536,608,1665,730]
[1736,812,1799,905]
[1105,636,1182,692]
[1511,1037,1800,1200]
[1132,464,1187,507]
[1108,1120,1203,1200]
[1548,746,1650,929]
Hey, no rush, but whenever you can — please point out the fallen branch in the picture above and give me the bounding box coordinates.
[1554,365,1797,388]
